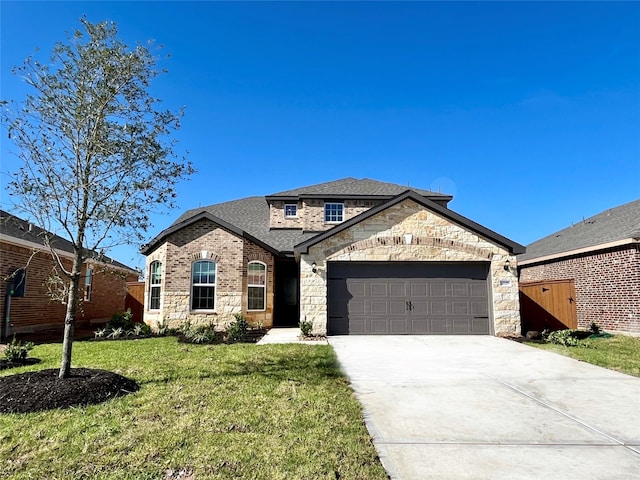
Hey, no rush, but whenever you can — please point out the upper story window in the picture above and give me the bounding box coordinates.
[191,260,216,310]
[149,261,162,310]
[284,204,298,218]
[247,261,266,311]
[84,267,93,302]
[324,202,344,223]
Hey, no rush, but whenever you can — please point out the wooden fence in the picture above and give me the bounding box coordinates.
[519,279,577,333]
[125,281,145,323]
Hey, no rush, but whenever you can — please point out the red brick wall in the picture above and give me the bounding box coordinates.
[1,240,136,334]
[519,245,640,334]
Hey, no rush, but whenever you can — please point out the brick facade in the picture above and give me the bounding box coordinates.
[144,218,275,330]
[269,199,385,231]
[519,245,640,334]
[299,198,521,335]
[1,240,137,335]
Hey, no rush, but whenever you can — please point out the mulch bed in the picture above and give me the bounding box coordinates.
[0,357,41,371]
[0,368,139,414]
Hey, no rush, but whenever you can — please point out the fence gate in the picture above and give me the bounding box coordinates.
[125,281,145,323]
[519,279,577,333]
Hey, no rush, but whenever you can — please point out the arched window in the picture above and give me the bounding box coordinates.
[248,261,266,311]
[191,260,216,310]
[149,261,162,310]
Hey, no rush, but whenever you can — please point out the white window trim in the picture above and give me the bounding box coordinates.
[149,261,162,311]
[324,202,344,224]
[247,261,267,311]
[191,260,217,312]
[284,203,298,218]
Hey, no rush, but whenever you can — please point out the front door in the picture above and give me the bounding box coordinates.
[274,258,299,326]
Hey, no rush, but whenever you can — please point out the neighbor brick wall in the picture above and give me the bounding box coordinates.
[519,245,640,334]
[1,240,134,334]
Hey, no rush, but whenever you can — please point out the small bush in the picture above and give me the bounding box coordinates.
[4,336,35,362]
[108,309,134,331]
[545,329,588,347]
[184,323,219,344]
[227,314,249,341]
[299,319,313,337]
[132,323,151,336]
[108,327,125,339]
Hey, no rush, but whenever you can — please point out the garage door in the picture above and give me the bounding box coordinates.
[327,262,491,335]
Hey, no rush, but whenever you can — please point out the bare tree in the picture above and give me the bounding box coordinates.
[1,18,193,378]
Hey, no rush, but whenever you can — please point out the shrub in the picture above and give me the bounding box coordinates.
[545,329,588,347]
[4,336,35,362]
[183,323,218,344]
[133,323,151,336]
[108,327,125,339]
[227,314,249,341]
[299,319,313,337]
[108,309,134,331]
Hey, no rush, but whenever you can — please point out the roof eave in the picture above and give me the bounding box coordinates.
[141,211,282,257]
[518,237,640,267]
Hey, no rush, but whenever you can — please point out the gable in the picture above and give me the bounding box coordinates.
[295,191,525,255]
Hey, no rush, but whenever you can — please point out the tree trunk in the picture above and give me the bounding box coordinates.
[59,253,82,379]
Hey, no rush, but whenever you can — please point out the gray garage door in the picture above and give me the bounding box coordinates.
[327,262,491,335]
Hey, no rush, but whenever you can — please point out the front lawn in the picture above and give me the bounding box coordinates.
[526,334,640,378]
[0,337,387,479]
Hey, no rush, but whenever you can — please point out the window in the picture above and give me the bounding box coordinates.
[84,267,93,302]
[247,261,266,311]
[324,202,344,223]
[191,260,216,310]
[284,204,298,218]
[149,261,162,310]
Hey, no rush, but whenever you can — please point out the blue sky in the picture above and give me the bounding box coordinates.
[2,1,639,272]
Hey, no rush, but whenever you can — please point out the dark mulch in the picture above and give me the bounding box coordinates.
[0,357,42,371]
[176,329,267,345]
[0,368,140,414]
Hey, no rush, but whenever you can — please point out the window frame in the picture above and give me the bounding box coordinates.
[324,202,344,224]
[84,267,93,302]
[284,203,298,218]
[149,261,162,310]
[247,261,267,311]
[191,260,217,311]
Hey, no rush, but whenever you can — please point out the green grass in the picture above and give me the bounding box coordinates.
[526,335,640,378]
[0,337,387,479]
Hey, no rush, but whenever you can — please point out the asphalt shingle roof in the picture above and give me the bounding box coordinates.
[147,178,451,255]
[172,197,316,254]
[0,209,138,272]
[518,198,640,263]
[268,177,448,198]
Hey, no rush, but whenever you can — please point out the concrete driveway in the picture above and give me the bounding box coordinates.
[329,336,640,480]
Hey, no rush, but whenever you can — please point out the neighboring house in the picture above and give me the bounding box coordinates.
[518,199,640,335]
[0,210,139,338]
[142,178,525,336]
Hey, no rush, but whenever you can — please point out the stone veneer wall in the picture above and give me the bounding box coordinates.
[144,218,274,329]
[519,245,640,335]
[299,199,520,335]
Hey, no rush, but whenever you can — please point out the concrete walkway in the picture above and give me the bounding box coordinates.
[257,327,328,345]
[329,335,640,480]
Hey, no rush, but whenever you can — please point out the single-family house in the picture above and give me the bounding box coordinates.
[0,210,139,338]
[142,178,525,336]
[518,199,640,335]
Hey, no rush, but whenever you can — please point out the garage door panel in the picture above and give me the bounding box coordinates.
[327,262,491,335]
[371,301,388,315]
[389,283,406,297]
[348,282,366,297]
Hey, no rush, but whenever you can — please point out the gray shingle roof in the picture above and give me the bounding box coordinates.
[518,198,640,263]
[267,177,449,199]
[0,209,138,273]
[168,197,316,254]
